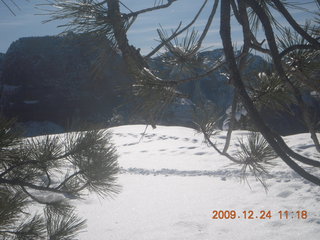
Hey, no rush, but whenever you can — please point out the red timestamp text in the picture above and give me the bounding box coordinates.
[211,210,309,220]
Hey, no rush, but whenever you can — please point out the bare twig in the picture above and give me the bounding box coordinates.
[194,0,219,52]
[126,0,177,18]
[200,124,242,164]
[146,0,208,58]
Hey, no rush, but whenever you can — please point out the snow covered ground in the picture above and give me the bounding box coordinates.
[73,125,320,240]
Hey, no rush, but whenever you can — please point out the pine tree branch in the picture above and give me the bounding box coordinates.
[194,0,219,52]
[272,133,320,167]
[0,230,17,235]
[158,51,246,86]
[0,178,70,194]
[223,0,249,154]
[230,0,241,23]
[0,0,16,15]
[249,42,270,54]
[107,0,147,78]
[237,0,252,52]
[272,0,320,49]
[55,171,83,190]
[200,124,242,164]
[279,44,317,58]
[126,0,177,18]
[221,0,320,186]
[246,0,320,156]
[223,92,238,153]
[236,0,270,55]
[45,170,51,188]
[0,161,41,178]
[20,186,48,205]
[145,0,208,58]
[166,58,227,84]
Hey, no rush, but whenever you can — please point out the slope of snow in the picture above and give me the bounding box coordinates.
[73,125,320,240]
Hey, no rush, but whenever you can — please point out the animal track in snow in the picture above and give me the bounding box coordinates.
[277,190,293,198]
[194,152,207,156]
[187,146,197,150]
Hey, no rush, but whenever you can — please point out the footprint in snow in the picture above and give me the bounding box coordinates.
[143,133,156,139]
[128,133,138,138]
[306,218,320,224]
[288,184,302,190]
[173,221,205,232]
[158,135,168,140]
[194,152,207,155]
[187,146,197,150]
[115,133,125,137]
[169,136,179,140]
[277,190,293,198]
[123,142,138,146]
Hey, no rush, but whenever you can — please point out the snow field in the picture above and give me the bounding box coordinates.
[72,125,320,240]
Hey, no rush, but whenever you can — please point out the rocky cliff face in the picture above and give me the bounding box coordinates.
[0,33,132,133]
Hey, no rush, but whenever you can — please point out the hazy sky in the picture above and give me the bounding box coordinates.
[0,0,317,54]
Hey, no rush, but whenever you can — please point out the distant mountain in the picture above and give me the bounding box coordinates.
[149,49,312,135]
[0,53,4,78]
[0,33,132,134]
[0,34,315,136]
[150,49,268,111]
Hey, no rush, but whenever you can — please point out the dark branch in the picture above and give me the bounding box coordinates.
[200,124,242,164]
[222,0,320,186]
[0,177,69,194]
[272,134,320,167]
[272,0,320,49]
[21,186,48,204]
[222,92,238,153]
[145,0,208,58]
[1,0,16,15]
[126,0,177,18]
[194,0,219,52]
[0,161,41,178]
[246,0,320,160]
[55,171,83,190]
[167,58,226,84]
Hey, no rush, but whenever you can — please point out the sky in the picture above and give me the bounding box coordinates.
[0,0,317,55]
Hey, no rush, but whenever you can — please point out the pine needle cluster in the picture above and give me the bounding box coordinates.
[236,132,277,187]
[0,117,120,239]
